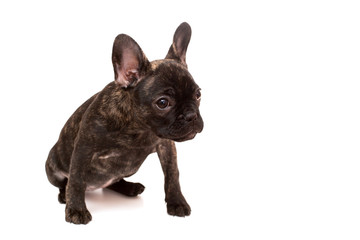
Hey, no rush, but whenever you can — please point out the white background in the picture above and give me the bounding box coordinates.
[0,0,359,239]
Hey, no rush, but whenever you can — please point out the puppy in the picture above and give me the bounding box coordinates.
[45,22,203,224]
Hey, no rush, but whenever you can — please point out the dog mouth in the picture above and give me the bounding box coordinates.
[171,131,198,142]
[156,129,199,142]
[156,117,204,142]
[169,123,204,142]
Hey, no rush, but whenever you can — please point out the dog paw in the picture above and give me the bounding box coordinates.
[107,180,145,197]
[167,201,191,217]
[65,206,92,224]
[125,182,145,197]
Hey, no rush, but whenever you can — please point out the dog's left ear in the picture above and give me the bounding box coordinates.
[165,22,192,67]
[112,34,150,88]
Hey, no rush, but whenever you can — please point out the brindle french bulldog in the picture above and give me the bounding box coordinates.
[45,22,203,224]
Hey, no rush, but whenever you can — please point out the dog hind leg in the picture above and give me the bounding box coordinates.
[106,179,145,197]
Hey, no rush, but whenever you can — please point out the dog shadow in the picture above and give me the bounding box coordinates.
[85,188,144,213]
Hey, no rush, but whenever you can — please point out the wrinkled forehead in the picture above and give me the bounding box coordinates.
[149,59,197,87]
[150,59,187,73]
[137,59,199,99]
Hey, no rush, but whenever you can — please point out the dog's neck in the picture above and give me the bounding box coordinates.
[94,82,149,132]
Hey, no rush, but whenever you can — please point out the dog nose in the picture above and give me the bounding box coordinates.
[184,112,197,122]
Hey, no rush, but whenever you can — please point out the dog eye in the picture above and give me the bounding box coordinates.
[196,89,201,100]
[156,98,169,109]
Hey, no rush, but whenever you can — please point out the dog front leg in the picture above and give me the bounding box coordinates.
[65,144,92,224]
[157,139,191,217]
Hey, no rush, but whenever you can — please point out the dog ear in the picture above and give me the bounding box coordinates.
[165,22,192,67]
[112,34,150,88]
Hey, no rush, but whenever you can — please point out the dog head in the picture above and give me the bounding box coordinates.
[111,22,203,142]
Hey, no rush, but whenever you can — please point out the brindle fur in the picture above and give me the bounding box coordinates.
[45,22,203,224]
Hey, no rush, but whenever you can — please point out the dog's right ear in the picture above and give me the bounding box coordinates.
[112,34,150,88]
